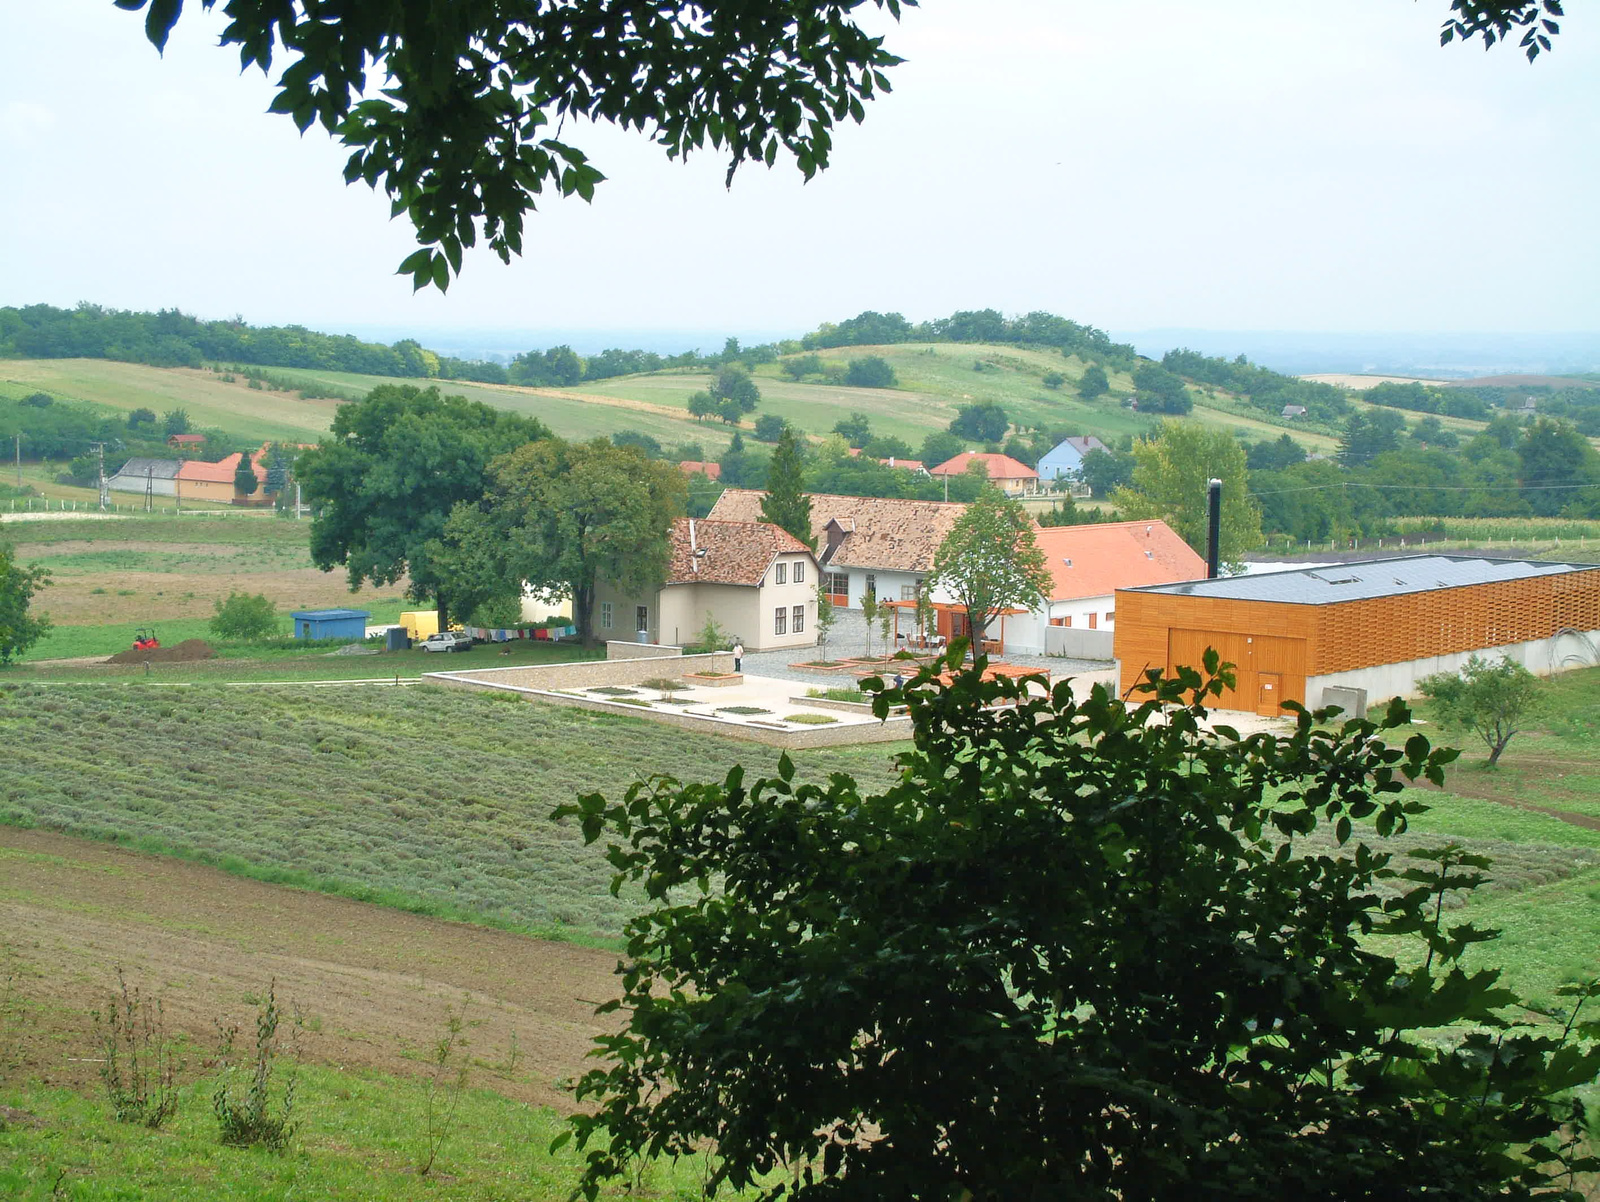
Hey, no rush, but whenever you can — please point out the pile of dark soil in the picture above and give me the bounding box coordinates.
[105,638,215,664]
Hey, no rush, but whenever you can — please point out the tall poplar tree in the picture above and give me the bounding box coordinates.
[760,426,815,550]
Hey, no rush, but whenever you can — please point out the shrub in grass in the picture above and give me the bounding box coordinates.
[210,592,280,641]
[213,981,300,1151]
[93,969,182,1129]
[784,713,838,725]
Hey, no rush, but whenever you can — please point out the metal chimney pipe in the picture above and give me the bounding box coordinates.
[1206,478,1222,579]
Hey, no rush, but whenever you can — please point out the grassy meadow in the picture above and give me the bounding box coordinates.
[4,340,1356,469]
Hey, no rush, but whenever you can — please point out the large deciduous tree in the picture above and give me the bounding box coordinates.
[295,384,549,631]
[0,543,51,664]
[1113,421,1261,566]
[926,490,1049,659]
[758,426,814,550]
[555,659,1600,1201]
[1517,416,1600,517]
[441,438,685,646]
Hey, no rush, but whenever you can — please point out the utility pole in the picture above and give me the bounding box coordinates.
[90,442,109,511]
[295,480,302,520]
[145,466,154,513]
[14,432,20,488]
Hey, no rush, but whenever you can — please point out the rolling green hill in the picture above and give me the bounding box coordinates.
[5,343,1352,461]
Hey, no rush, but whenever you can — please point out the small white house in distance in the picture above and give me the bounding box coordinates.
[592,517,819,652]
[1035,435,1109,482]
[1006,519,1207,658]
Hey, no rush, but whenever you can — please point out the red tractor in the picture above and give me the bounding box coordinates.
[132,628,160,652]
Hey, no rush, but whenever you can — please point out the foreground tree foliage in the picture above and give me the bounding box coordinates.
[555,654,1600,1200]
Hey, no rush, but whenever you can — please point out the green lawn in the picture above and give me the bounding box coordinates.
[0,1064,730,1201]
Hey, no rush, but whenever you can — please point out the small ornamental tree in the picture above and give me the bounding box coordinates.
[814,584,835,656]
[555,656,1600,1201]
[1418,653,1543,767]
[758,426,814,550]
[210,592,280,641]
[926,490,1050,659]
[859,585,879,658]
[0,543,52,664]
[233,455,260,497]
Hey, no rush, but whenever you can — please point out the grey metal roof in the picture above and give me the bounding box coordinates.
[109,457,181,480]
[1124,555,1599,606]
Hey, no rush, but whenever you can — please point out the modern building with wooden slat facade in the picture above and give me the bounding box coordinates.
[1113,555,1600,716]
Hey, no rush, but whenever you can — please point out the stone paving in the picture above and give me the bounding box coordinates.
[736,608,1112,687]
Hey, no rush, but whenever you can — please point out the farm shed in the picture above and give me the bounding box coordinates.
[1113,555,1600,716]
[290,608,371,641]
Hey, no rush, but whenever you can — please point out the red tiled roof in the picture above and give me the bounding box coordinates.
[678,461,722,480]
[929,452,1039,480]
[707,489,967,574]
[168,433,206,445]
[175,452,268,485]
[667,517,812,586]
[1034,520,1206,602]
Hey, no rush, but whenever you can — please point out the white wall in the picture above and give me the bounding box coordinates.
[832,568,922,610]
[1007,595,1116,656]
[1305,628,1600,710]
[108,474,177,497]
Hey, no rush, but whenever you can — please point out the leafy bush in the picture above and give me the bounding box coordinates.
[844,356,897,388]
[94,970,182,1129]
[556,658,1600,1200]
[213,981,300,1151]
[209,592,280,641]
[1041,370,1065,389]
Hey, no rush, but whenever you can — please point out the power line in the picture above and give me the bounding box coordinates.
[1247,480,1600,498]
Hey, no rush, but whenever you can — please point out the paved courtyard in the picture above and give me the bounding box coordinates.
[736,608,1113,687]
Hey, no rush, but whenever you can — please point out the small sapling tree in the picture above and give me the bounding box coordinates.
[94,969,182,1129]
[1418,653,1542,767]
[859,586,879,659]
[814,584,835,659]
[213,981,301,1151]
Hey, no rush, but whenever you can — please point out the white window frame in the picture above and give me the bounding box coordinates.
[774,606,787,635]
[600,601,613,630]
[792,605,805,633]
[793,560,806,583]
[635,605,649,633]
[776,562,787,585]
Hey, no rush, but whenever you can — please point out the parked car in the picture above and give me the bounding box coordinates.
[420,631,474,653]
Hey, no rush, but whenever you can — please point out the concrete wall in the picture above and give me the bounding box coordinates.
[427,650,734,692]
[605,640,683,661]
[1305,626,1600,709]
[1043,625,1115,660]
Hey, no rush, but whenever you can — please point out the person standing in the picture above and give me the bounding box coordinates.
[732,639,744,673]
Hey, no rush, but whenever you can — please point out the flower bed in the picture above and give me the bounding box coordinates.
[684,671,743,687]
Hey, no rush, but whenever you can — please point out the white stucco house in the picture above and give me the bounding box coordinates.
[593,517,819,652]
[1035,436,1110,482]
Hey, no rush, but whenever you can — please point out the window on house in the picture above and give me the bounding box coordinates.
[794,561,806,583]
[635,605,649,633]
[600,601,613,630]
[824,571,849,599]
[1062,615,1071,627]
[776,562,787,585]
[792,605,804,633]
[1105,611,1115,624]
[1087,613,1097,630]
[865,573,876,596]
[774,607,787,635]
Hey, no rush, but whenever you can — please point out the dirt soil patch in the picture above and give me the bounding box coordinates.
[0,827,621,1111]
[105,638,215,664]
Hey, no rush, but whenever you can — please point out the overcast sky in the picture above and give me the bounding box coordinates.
[2,0,1596,346]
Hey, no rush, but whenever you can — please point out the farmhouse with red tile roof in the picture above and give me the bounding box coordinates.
[929,452,1041,494]
[593,517,819,651]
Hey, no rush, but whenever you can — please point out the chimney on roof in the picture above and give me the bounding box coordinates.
[1206,479,1222,579]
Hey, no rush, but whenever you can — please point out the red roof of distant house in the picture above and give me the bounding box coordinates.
[1034,520,1205,602]
[168,433,206,445]
[844,448,925,472]
[666,517,812,586]
[679,461,722,480]
[175,451,268,485]
[929,452,1039,481]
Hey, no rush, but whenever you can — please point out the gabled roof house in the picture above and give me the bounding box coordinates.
[593,517,820,651]
[707,489,968,609]
[929,452,1041,494]
[107,457,182,497]
[1036,436,1109,481]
